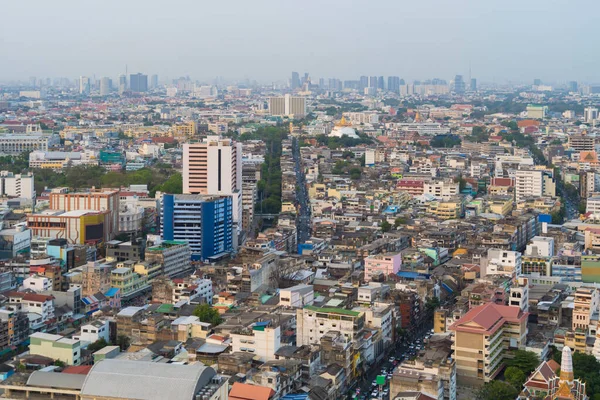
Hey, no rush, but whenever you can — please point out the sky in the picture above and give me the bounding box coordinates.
[0,0,597,84]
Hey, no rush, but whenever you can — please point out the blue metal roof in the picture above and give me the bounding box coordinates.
[396,271,431,279]
[104,287,120,297]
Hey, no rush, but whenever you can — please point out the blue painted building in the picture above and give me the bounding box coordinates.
[161,194,233,261]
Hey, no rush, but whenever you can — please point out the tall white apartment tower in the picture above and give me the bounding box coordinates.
[268,94,306,117]
[183,136,243,246]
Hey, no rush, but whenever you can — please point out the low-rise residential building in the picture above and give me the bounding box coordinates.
[29,332,82,365]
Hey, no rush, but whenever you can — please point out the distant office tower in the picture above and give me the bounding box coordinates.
[151,74,158,89]
[533,78,542,86]
[118,75,127,94]
[453,75,466,93]
[369,76,378,88]
[100,77,112,96]
[161,194,233,261]
[399,79,406,85]
[378,76,385,90]
[29,77,37,88]
[569,81,578,93]
[319,78,325,88]
[268,94,306,117]
[387,76,400,93]
[470,78,477,91]
[303,72,309,85]
[359,76,368,89]
[584,107,599,123]
[183,136,242,243]
[291,72,301,89]
[79,76,91,95]
[129,73,148,92]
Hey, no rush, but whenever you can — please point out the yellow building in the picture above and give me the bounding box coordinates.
[170,121,196,142]
[111,265,149,298]
[134,261,162,283]
[488,197,514,216]
[308,183,327,199]
[281,202,297,214]
[29,332,81,365]
[427,200,461,220]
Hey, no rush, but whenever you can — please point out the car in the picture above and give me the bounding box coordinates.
[372,381,377,387]
[388,357,395,363]
[387,373,393,379]
[372,390,379,397]
[383,388,389,395]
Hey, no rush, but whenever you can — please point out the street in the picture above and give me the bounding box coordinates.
[292,138,311,244]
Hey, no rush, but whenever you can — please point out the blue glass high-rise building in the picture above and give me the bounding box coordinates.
[161,194,233,261]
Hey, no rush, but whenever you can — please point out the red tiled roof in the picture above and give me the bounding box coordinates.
[491,178,514,187]
[518,119,540,128]
[6,291,53,302]
[229,382,275,400]
[62,365,92,375]
[450,302,527,335]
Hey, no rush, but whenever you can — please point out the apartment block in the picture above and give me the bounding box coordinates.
[364,253,402,282]
[230,321,281,362]
[268,94,307,117]
[296,306,365,346]
[572,287,599,332]
[145,240,192,278]
[29,332,81,365]
[450,302,528,383]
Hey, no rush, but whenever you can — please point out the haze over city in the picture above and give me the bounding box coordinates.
[1,0,599,83]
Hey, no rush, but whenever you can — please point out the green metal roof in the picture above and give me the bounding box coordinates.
[156,304,174,314]
[304,305,361,317]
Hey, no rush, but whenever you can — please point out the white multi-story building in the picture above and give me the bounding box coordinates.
[494,154,534,178]
[525,236,555,257]
[230,321,281,362]
[73,320,110,344]
[7,292,55,325]
[0,171,35,199]
[515,169,555,201]
[509,277,530,313]
[183,136,242,241]
[484,248,522,277]
[279,284,314,308]
[587,196,600,214]
[296,306,365,346]
[23,275,51,292]
[343,112,379,125]
[28,150,99,170]
[423,180,460,200]
[119,203,144,233]
[0,133,51,155]
[584,107,599,124]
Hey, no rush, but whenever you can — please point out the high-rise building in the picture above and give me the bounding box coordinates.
[378,76,385,90]
[100,77,112,96]
[359,76,368,89]
[183,136,242,242]
[291,71,300,89]
[450,302,527,383]
[318,78,324,88]
[453,75,465,93]
[533,78,542,86]
[470,78,477,91]
[515,169,555,201]
[129,73,148,92]
[150,74,158,89]
[569,81,578,93]
[268,94,306,117]
[79,76,91,95]
[584,107,599,123]
[387,76,400,93]
[368,76,378,88]
[161,194,233,261]
[118,75,127,94]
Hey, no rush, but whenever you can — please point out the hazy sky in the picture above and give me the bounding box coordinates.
[1,0,597,83]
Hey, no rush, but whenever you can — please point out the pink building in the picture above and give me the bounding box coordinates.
[364,253,402,281]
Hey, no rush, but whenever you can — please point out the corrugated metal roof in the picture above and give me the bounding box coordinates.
[27,371,86,390]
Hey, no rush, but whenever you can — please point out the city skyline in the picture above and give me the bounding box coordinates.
[1,0,599,83]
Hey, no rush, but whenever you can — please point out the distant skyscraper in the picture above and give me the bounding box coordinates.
[378,76,385,90]
[100,77,112,96]
[118,75,127,94]
[453,75,465,93]
[79,76,91,95]
[399,79,406,85]
[569,81,578,93]
[318,78,325,88]
[533,78,542,86]
[584,107,598,123]
[129,73,148,92]
[291,72,300,89]
[359,76,368,89]
[369,76,378,88]
[303,72,309,85]
[151,74,158,89]
[470,78,477,92]
[387,76,400,93]
[29,77,37,88]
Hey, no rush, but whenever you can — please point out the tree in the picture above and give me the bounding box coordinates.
[116,334,131,351]
[349,167,362,180]
[87,338,109,353]
[193,304,223,326]
[380,220,392,233]
[54,360,66,368]
[156,173,183,194]
[394,217,407,227]
[425,297,440,313]
[505,366,526,389]
[507,350,539,375]
[476,381,519,400]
